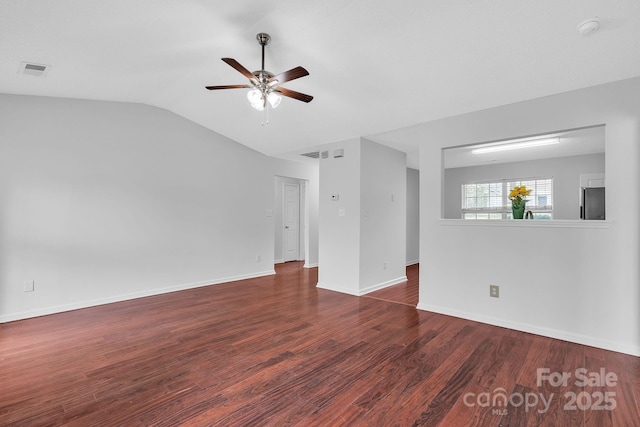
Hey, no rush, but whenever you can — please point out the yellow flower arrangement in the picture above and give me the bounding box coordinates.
[508,185,531,207]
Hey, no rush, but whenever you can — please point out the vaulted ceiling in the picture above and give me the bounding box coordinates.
[1,1,639,168]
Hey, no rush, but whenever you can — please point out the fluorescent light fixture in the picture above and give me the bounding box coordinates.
[471,137,560,154]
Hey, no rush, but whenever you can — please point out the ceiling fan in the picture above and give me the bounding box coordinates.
[206,33,313,122]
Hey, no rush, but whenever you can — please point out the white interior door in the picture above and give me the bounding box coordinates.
[283,183,300,262]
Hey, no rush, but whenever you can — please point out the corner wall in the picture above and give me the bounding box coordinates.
[360,139,407,291]
[317,138,406,295]
[317,139,362,294]
[418,77,640,356]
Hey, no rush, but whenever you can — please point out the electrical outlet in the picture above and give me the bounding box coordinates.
[256,255,261,262]
[383,262,387,270]
[490,285,499,298]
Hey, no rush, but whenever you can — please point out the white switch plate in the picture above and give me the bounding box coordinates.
[24,280,34,292]
[338,208,346,217]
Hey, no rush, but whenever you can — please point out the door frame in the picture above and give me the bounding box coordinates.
[283,182,301,262]
[274,176,309,266]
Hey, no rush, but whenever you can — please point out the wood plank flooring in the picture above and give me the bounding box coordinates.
[364,263,419,307]
[1,262,639,426]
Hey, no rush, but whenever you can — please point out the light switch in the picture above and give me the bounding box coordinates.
[24,280,34,292]
[338,208,346,217]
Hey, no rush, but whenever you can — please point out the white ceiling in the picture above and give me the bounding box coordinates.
[443,125,606,169]
[1,1,639,169]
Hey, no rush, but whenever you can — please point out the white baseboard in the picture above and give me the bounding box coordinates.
[317,276,407,297]
[0,270,276,324]
[304,262,318,268]
[417,303,640,357]
[360,276,407,295]
[406,260,419,266]
[316,282,360,296]
[274,258,285,264]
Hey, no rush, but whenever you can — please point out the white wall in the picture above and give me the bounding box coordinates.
[360,139,407,290]
[317,139,362,294]
[317,138,406,295]
[406,168,420,265]
[418,77,640,356]
[444,153,605,219]
[0,94,317,322]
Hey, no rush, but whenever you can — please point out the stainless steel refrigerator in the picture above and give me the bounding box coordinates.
[580,187,605,220]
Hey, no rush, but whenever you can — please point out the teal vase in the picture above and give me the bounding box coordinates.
[512,201,527,219]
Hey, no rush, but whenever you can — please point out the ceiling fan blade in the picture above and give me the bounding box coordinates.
[205,84,251,90]
[269,66,309,85]
[221,58,257,82]
[276,87,313,103]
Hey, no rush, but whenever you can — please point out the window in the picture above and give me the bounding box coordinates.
[462,178,553,219]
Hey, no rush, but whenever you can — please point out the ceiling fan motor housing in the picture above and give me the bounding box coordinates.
[256,33,271,46]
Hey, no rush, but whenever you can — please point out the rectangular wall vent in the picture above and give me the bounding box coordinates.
[19,62,50,77]
[300,151,320,159]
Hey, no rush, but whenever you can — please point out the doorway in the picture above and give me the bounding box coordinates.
[274,176,307,265]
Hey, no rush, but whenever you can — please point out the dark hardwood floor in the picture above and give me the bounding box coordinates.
[1,262,639,426]
[364,263,419,307]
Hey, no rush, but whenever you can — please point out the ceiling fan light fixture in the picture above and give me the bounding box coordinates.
[268,92,282,109]
[247,88,281,111]
[247,88,265,111]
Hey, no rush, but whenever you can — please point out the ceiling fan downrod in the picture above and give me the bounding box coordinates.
[257,33,270,71]
[255,33,276,126]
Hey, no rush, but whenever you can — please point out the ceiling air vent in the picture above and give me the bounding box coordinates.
[19,62,50,77]
[300,151,320,159]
